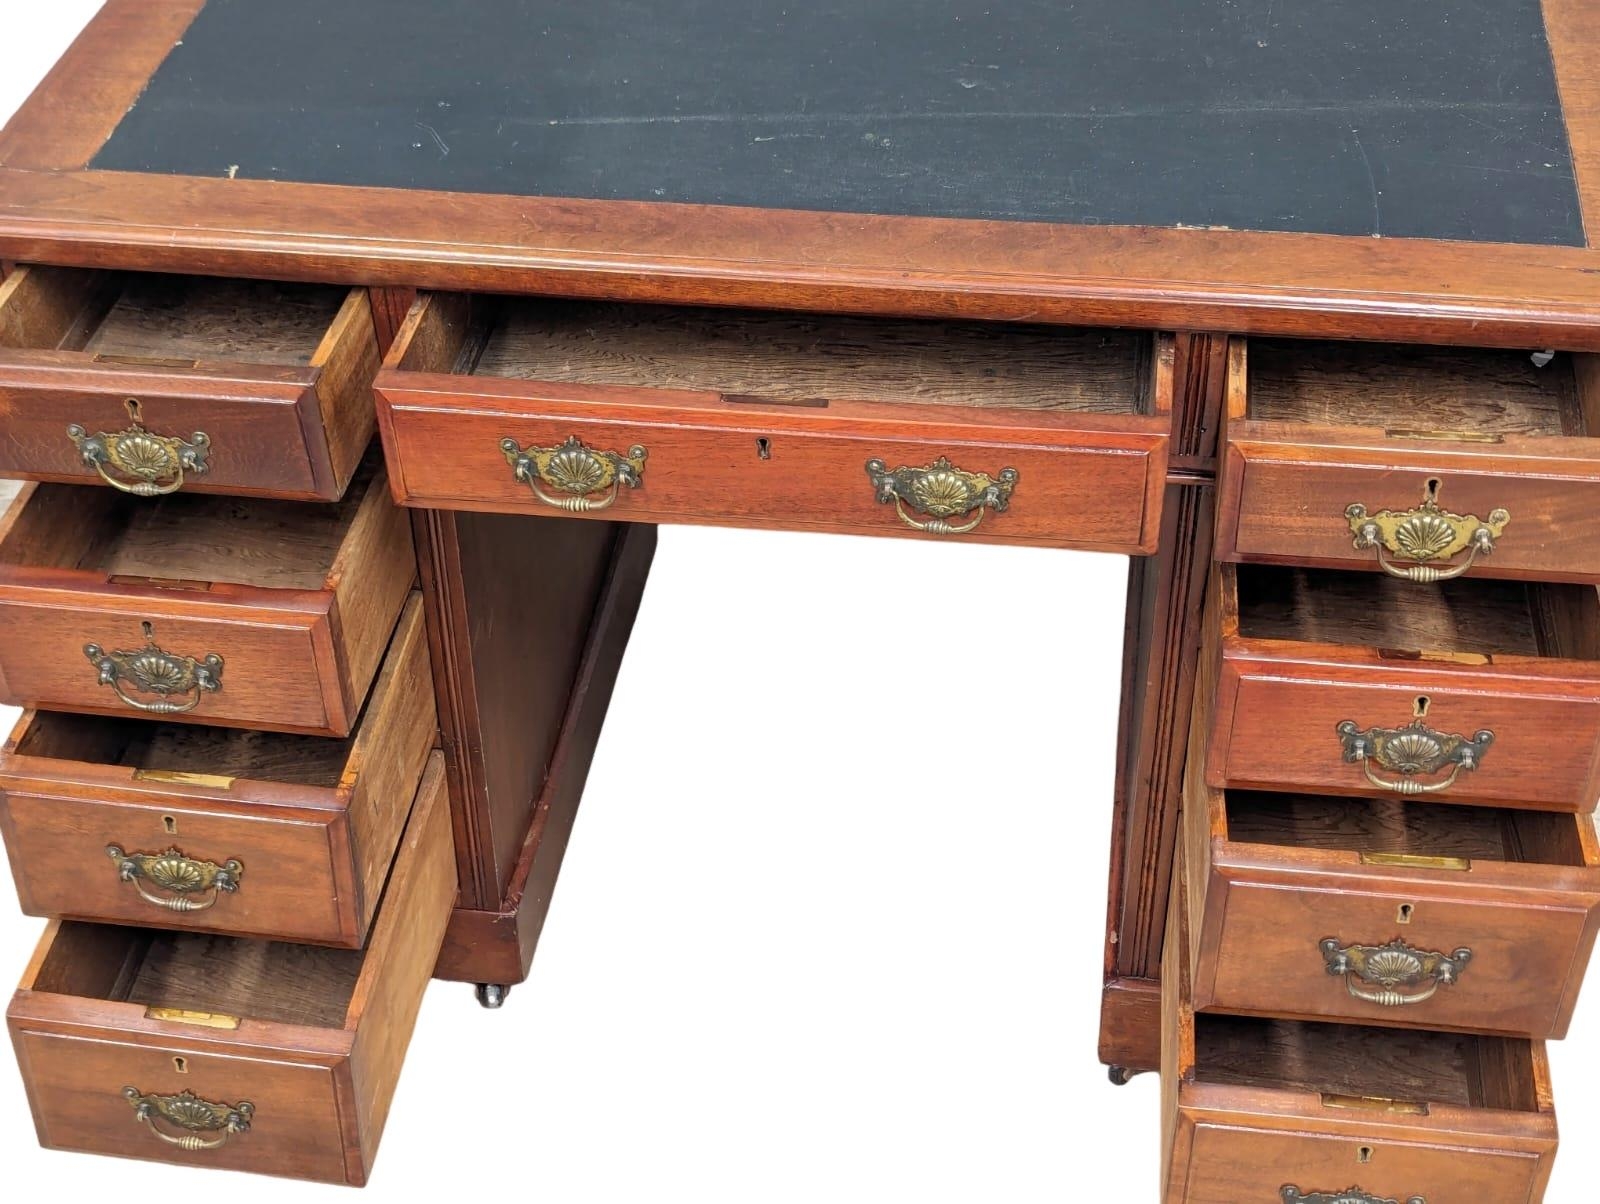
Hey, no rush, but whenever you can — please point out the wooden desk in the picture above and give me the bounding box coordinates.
[1,0,1598,1193]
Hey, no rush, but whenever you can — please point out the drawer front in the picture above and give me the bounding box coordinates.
[1213,667,1600,809]
[1200,875,1599,1038]
[1222,435,1600,582]
[12,1030,350,1182]
[0,594,338,735]
[1175,1113,1546,1204]
[378,392,1168,553]
[0,374,324,499]
[0,792,353,945]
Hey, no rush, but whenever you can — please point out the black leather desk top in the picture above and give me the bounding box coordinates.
[91,0,1583,246]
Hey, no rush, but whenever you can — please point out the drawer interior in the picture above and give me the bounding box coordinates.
[12,710,353,788]
[1224,790,1590,867]
[1244,338,1598,440]
[439,296,1159,414]
[31,921,360,1029]
[0,455,379,591]
[1234,563,1600,660]
[1193,1013,1542,1112]
[2,269,349,367]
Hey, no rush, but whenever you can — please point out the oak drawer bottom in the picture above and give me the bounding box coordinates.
[7,754,454,1186]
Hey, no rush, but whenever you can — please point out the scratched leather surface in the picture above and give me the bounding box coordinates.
[92,0,1583,245]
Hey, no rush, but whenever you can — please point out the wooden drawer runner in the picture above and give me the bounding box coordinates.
[374,294,1173,552]
[7,754,454,1187]
[1218,337,1600,583]
[1185,651,1600,1038]
[0,456,414,737]
[1207,562,1600,810]
[0,267,379,501]
[1163,848,1559,1204]
[0,593,433,947]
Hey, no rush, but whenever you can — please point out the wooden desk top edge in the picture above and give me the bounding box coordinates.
[2,0,1599,349]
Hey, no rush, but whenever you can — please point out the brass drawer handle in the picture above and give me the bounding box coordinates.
[500,435,647,512]
[1283,1189,1425,1204]
[1320,938,1472,1008]
[1336,718,1493,795]
[107,846,244,913]
[1346,482,1508,583]
[68,405,210,497]
[865,457,1019,536]
[84,626,224,715]
[124,1088,254,1151]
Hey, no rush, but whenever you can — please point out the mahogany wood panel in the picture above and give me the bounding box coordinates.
[0,594,433,947]
[0,464,413,737]
[0,267,378,501]
[377,294,1173,553]
[435,522,656,984]
[6,755,454,1186]
[1207,563,1600,810]
[1218,336,1600,583]
[412,506,629,912]
[1163,844,1560,1204]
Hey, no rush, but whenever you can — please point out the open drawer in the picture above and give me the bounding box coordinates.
[1218,336,1600,582]
[0,594,434,947]
[374,295,1173,552]
[6,754,453,1187]
[0,268,380,501]
[0,455,414,737]
[1206,562,1600,810]
[1185,656,1600,1038]
[1163,850,1559,1204]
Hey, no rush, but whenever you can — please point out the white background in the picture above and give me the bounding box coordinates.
[1,5,1597,1201]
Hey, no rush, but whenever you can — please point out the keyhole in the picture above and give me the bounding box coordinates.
[1414,695,1431,719]
[141,621,155,641]
[163,815,178,836]
[172,1056,188,1075]
[125,398,143,424]
[1397,903,1415,925]
[1357,1146,1373,1164]
[1425,478,1441,501]
[756,437,772,461]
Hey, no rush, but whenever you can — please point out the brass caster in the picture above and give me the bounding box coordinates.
[475,983,510,1010]
[1108,1065,1137,1086]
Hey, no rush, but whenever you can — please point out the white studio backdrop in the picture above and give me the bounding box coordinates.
[1,7,1597,1203]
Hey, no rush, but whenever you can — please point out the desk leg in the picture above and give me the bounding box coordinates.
[1099,483,1215,1075]
[411,509,656,999]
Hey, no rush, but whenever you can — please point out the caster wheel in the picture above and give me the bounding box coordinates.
[475,983,511,1010]
[1108,1065,1137,1086]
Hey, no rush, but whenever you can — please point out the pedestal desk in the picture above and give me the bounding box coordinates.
[2,0,1600,1196]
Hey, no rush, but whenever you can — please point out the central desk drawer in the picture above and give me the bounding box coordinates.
[0,456,414,737]
[0,267,379,502]
[1218,337,1600,583]
[1207,563,1600,810]
[6,754,453,1187]
[0,594,433,948]
[374,295,1172,552]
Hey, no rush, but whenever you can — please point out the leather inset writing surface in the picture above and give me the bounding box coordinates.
[91,0,1584,246]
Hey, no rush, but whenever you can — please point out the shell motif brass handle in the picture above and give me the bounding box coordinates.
[1346,481,1508,583]
[124,1088,254,1151]
[865,457,1019,536]
[1283,1188,1425,1204]
[1320,938,1472,1008]
[84,626,224,715]
[1336,718,1493,796]
[68,404,210,497]
[500,435,647,512]
[107,846,244,913]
